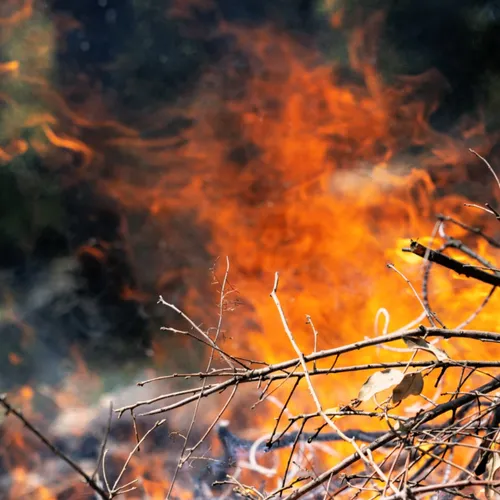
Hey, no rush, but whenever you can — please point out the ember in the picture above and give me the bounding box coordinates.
[3,0,500,499]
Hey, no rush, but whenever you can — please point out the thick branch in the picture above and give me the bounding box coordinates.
[403,241,500,287]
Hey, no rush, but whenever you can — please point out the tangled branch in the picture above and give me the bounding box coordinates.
[4,150,500,499]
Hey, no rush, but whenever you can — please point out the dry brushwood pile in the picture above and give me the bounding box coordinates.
[5,151,500,500]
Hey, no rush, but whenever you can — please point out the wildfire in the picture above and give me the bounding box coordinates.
[2,1,500,498]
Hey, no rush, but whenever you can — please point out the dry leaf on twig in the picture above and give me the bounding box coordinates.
[392,372,424,404]
[404,336,449,361]
[357,369,404,402]
[485,452,500,499]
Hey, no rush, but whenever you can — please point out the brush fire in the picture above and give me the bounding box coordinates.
[2,0,500,499]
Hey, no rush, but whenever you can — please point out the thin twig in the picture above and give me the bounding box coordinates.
[166,256,232,499]
[306,315,319,371]
[0,394,110,499]
[92,402,113,481]
[111,419,165,493]
[469,148,500,191]
[464,203,496,216]
[267,378,301,449]
[270,272,401,497]
[181,383,239,465]
[387,262,440,327]
[436,214,500,248]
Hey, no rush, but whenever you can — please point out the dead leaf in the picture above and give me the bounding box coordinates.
[404,336,449,361]
[358,369,404,402]
[392,372,424,404]
[485,452,500,499]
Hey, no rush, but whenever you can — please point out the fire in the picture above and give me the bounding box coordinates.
[103,19,499,400]
[2,1,500,498]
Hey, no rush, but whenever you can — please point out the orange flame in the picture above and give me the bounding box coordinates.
[2,2,500,498]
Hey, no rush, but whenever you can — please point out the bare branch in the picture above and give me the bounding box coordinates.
[0,394,110,499]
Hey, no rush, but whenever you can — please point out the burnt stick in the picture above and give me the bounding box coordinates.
[403,241,500,287]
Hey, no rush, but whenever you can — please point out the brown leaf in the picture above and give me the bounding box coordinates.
[485,452,500,499]
[404,336,449,361]
[357,369,404,402]
[392,372,424,404]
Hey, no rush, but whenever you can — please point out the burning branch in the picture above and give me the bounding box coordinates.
[403,240,500,287]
